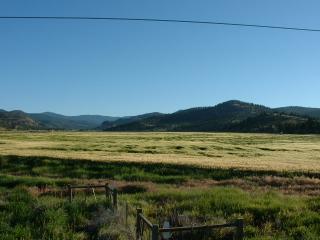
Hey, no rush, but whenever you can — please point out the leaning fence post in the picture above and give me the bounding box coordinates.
[151,224,159,240]
[235,218,244,240]
[68,184,72,202]
[136,208,142,240]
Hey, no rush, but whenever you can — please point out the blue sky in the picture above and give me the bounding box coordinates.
[1,0,320,116]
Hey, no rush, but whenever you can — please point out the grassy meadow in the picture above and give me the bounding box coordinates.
[0,131,319,239]
[1,131,320,171]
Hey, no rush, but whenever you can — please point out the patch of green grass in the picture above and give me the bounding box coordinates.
[0,173,72,188]
[127,187,320,240]
[1,186,319,240]
[0,187,112,240]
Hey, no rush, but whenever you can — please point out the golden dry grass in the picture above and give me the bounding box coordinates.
[0,131,320,172]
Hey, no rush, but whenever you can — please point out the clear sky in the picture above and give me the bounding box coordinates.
[1,0,320,116]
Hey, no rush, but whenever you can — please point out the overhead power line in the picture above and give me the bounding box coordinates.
[0,16,320,33]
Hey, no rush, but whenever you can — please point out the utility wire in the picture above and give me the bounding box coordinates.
[0,16,320,32]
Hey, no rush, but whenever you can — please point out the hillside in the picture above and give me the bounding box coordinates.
[102,101,320,133]
[29,112,119,130]
[2,101,320,133]
[275,106,320,119]
[102,100,272,131]
[100,112,163,129]
[228,112,320,134]
[0,110,39,130]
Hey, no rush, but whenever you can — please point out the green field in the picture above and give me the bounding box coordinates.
[0,131,319,239]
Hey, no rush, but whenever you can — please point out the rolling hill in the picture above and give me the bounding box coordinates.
[102,100,320,133]
[102,100,272,131]
[100,112,163,130]
[1,101,320,133]
[0,110,40,130]
[29,112,119,130]
[275,106,320,119]
[228,112,320,134]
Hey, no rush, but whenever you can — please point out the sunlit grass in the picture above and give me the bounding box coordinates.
[0,131,319,171]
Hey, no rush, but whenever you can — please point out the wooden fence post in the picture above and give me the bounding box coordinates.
[68,185,72,202]
[235,218,244,240]
[136,208,142,240]
[151,224,159,240]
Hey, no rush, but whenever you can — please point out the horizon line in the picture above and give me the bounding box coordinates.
[1,99,320,117]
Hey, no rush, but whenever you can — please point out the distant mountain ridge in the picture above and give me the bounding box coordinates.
[0,110,120,130]
[29,112,120,130]
[1,101,320,133]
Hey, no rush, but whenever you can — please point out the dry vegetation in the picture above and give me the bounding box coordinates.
[1,131,320,172]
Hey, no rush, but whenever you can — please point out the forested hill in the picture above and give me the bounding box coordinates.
[228,112,320,134]
[102,100,271,131]
[0,110,118,130]
[102,100,320,133]
[1,101,320,133]
[275,106,320,119]
[100,112,163,130]
[0,110,40,130]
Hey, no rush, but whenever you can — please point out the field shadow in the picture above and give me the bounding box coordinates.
[0,155,319,188]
